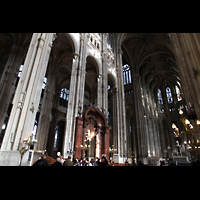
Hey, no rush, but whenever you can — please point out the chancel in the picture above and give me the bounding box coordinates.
[0,33,200,166]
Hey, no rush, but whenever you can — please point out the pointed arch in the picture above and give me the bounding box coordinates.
[107,72,117,88]
[86,55,100,75]
[64,33,79,55]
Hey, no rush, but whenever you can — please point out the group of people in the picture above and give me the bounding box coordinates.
[32,152,109,166]
[65,155,109,166]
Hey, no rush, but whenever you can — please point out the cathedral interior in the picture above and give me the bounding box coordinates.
[0,33,200,166]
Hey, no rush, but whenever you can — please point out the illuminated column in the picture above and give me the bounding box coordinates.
[0,46,25,133]
[95,129,101,158]
[105,126,110,159]
[161,84,175,151]
[1,33,56,151]
[74,116,84,160]
[63,53,79,158]
[101,33,108,115]
[116,47,127,161]
[169,33,200,120]
[34,67,56,151]
[132,74,148,163]
[0,33,55,165]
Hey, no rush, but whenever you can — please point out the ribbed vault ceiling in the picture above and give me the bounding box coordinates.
[121,33,180,94]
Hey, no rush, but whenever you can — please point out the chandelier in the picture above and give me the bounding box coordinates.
[172,109,200,160]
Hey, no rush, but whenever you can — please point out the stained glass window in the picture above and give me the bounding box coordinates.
[122,64,132,85]
[60,88,69,108]
[60,88,69,100]
[158,89,163,104]
[18,65,24,77]
[166,87,173,103]
[54,126,58,148]
[42,77,47,89]
[175,85,182,101]
[107,33,114,52]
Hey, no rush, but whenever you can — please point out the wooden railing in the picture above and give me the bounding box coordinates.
[46,156,56,165]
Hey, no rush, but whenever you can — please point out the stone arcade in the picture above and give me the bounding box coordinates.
[0,33,200,166]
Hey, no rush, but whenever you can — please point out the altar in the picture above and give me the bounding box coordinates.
[73,106,110,160]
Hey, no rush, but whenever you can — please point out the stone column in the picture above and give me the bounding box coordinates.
[101,33,108,116]
[0,33,55,165]
[161,84,175,151]
[34,66,56,151]
[63,34,87,158]
[157,115,167,156]
[132,74,148,163]
[169,33,200,120]
[126,116,131,156]
[74,116,83,160]
[95,130,101,158]
[0,45,25,134]
[63,53,79,158]
[154,109,161,157]
[105,126,110,159]
[97,74,103,109]
[116,47,127,160]
[78,33,87,112]
[112,88,118,150]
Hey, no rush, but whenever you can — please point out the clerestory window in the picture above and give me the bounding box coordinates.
[122,64,132,85]
[175,85,182,101]
[107,33,114,52]
[158,89,163,104]
[59,88,69,108]
[166,87,173,104]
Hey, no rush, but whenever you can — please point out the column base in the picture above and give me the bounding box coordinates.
[113,154,127,163]
[0,150,29,166]
[137,156,148,165]
[146,156,160,166]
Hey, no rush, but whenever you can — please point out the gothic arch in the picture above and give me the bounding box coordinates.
[108,72,117,88]
[85,54,100,75]
[85,107,107,127]
[64,33,79,55]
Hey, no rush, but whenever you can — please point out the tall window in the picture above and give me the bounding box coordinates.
[158,89,163,104]
[42,77,47,89]
[59,88,69,108]
[107,33,114,52]
[15,64,24,88]
[122,64,132,85]
[175,85,182,101]
[108,111,111,126]
[41,77,47,98]
[54,126,58,148]
[166,87,173,103]
[18,65,23,78]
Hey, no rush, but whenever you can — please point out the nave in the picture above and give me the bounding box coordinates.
[0,33,200,166]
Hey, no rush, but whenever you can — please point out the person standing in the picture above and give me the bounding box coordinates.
[79,159,83,166]
[125,159,129,166]
[73,158,79,166]
[83,157,89,166]
[95,157,101,166]
[32,154,50,166]
[92,159,98,166]
[138,160,144,166]
[51,157,62,166]
[63,156,73,166]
